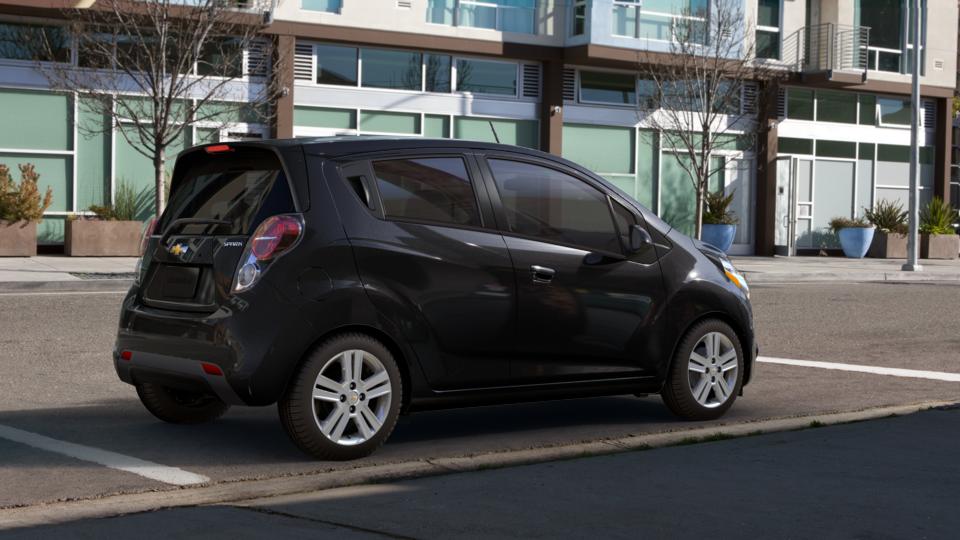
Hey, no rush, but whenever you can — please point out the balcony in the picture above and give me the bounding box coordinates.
[783,23,871,85]
[427,0,539,34]
[569,0,714,53]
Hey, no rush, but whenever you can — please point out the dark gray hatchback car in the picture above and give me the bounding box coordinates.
[115,137,756,460]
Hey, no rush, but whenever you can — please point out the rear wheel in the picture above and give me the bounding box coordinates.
[136,383,230,424]
[661,319,743,421]
[278,334,402,461]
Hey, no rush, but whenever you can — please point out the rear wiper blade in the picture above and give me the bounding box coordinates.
[161,218,231,244]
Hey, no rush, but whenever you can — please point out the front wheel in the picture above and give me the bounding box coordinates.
[136,383,230,424]
[278,334,402,461]
[661,319,744,421]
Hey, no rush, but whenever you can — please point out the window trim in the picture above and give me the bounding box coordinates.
[479,152,628,258]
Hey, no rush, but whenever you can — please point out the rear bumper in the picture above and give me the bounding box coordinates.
[114,282,318,406]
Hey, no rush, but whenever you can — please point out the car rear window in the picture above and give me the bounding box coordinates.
[159,148,295,236]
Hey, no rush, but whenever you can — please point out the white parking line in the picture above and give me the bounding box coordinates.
[0,291,126,297]
[0,424,208,486]
[758,356,960,383]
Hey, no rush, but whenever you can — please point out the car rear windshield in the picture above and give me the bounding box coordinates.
[158,147,295,236]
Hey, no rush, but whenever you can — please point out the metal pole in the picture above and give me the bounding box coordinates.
[902,0,923,272]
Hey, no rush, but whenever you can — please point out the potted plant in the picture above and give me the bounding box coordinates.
[700,190,738,253]
[829,216,874,259]
[919,196,959,260]
[65,181,144,256]
[0,163,53,257]
[864,200,908,258]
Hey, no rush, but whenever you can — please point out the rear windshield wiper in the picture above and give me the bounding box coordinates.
[161,218,232,244]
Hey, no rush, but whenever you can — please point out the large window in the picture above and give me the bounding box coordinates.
[572,0,587,36]
[878,96,912,126]
[373,158,481,226]
[816,90,857,124]
[755,0,780,60]
[315,44,357,86]
[612,0,709,44]
[579,71,636,105]
[488,159,621,253]
[427,0,537,34]
[456,58,517,96]
[857,0,926,73]
[362,48,422,91]
[0,22,69,63]
[425,54,452,93]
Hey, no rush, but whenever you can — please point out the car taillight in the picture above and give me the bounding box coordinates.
[134,218,158,285]
[233,214,303,293]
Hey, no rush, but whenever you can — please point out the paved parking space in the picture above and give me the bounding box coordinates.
[0,282,958,515]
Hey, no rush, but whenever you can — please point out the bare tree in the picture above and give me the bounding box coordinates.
[637,0,775,239]
[35,0,284,216]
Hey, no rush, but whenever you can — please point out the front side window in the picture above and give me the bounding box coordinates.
[488,159,620,253]
[456,58,517,96]
[362,48,422,91]
[373,157,481,226]
[579,71,636,105]
[316,44,357,86]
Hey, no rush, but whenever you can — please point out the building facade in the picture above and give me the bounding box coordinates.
[0,0,956,255]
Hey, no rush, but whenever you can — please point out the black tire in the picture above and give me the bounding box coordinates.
[136,383,230,425]
[278,333,402,461]
[661,319,744,421]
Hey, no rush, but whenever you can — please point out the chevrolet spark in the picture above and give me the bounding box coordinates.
[115,138,756,460]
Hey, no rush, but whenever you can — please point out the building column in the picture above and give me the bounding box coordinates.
[272,34,295,139]
[933,96,952,200]
[540,59,563,155]
[754,81,779,256]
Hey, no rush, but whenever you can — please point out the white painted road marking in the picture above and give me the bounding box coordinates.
[0,291,126,297]
[0,424,209,486]
[758,356,960,383]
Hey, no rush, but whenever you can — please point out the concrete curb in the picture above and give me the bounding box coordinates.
[742,271,960,284]
[1,399,955,530]
[0,279,132,293]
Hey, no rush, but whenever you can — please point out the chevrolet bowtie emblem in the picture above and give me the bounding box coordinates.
[170,243,189,256]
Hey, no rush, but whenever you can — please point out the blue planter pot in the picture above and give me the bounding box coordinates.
[701,224,737,253]
[838,227,875,258]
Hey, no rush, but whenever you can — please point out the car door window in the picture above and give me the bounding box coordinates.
[373,157,481,226]
[487,159,620,253]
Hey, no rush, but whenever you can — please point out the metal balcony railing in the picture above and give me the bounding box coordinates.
[783,23,870,77]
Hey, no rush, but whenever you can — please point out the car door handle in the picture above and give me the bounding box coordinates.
[530,265,556,283]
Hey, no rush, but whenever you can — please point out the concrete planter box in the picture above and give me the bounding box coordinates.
[65,220,142,257]
[0,220,37,257]
[867,231,908,259]
[920,233,959,260]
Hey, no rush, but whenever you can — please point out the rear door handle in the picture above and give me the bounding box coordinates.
[530,265,556,283]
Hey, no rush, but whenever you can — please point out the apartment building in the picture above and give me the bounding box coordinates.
[0,0,956,255]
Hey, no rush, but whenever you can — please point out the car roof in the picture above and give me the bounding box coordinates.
[222,136,554,160]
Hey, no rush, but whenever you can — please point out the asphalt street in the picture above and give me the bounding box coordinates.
[0,282,958,527]
[8,406,958,539]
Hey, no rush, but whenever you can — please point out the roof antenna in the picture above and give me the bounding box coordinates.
[488,120,501,144]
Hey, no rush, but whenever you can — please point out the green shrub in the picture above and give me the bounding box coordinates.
[920,196,957,235]
[702,190,738,225]
[829,216,871,233]
[863,200,908,234]
[0,163,53,223]
[86,181,141,221]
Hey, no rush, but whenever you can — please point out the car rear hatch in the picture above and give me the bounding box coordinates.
[139,145,299,312]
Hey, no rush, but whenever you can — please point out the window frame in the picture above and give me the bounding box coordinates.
[478,152,627,257]
[754,0,782,60]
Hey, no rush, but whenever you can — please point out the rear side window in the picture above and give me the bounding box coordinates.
[159,148,294,236]
[372,157,480,226]
[487,159,620,253]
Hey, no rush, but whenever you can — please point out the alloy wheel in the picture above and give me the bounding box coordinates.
[311,349,392,446]
[687,332,739,408]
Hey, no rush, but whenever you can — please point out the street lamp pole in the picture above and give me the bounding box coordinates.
[903,0,923,272]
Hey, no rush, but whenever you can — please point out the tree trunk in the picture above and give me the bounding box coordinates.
[694,188,704,240]
[153,148,166,218]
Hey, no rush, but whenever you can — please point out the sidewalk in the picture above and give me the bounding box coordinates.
[0,255,958,291]
[732,255,960,284]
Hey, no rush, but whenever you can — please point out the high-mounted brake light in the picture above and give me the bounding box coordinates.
[232,214,304,293]
[205,144,233,154]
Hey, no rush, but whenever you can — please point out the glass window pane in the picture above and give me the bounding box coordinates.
[787,88,814,120]
[425,54,451,92]
[293,106,356,129]
[859,94,876,124]
[426,0,455,24]
[302,0,342,12]
[197,38,243,78]
[612,4,639,37]
[755,30,779,59]
[878,97,912,125]
[488,159,620,253]
[813,160,855,245]
[778,137,813,155]
[456,59,517,96]
[573,3,586,35]
[757,0,780,27]
[815,140,857,158]
[453,117,539,148]
[374,158,480,226]
[816,90,857,123]
[858,0,902,50]
[316,44,357,86]
[424,115,450,138]
[659,152,697,235]
[562,124,634,174]
[579,71,636,105]
[360,111,420,134]
[0,22,69,62]
[362,48,421,90]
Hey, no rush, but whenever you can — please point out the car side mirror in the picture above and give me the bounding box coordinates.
[629,224,654,253]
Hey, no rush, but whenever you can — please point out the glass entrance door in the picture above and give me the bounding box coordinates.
[774,156,796,256]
